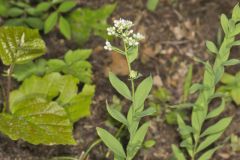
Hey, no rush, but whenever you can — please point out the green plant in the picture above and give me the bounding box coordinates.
[218,72,240,105]
[0,26,95,145]
[230,134,240,152]
[172,4,240,160]
[96,19,155,160]
[0,0,77,39]
[0,0,116,43]
[67,3,116,45]
[146,0,159,12]
[12,49,93,84]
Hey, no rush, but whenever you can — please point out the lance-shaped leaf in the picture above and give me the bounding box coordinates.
[109,72,132,100]
[0,26,46,65]
[0,97,75,145]
[97,127,126,158]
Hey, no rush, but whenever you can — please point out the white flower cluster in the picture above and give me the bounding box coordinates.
[104,18,145,51]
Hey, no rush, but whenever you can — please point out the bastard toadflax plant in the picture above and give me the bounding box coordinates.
[96,19,155,160]
[172,4,240,160]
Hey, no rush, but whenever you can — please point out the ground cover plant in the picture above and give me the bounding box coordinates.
[0,26,95,145]
[0,0,115,44]
[172,4,240,160]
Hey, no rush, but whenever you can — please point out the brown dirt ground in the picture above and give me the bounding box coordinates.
[0,0,240,160]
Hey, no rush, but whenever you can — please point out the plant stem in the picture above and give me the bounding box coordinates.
[5,64,14,113]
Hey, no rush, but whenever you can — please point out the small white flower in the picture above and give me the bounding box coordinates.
[104,41,112,51]
[107,27,116,36]
[133,33,145,40]
[124,37,139,47]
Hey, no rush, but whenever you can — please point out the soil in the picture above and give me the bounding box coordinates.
[0,0,240,160]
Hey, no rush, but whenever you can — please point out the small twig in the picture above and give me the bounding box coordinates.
[160,40,189,45]
[4,64,14,113]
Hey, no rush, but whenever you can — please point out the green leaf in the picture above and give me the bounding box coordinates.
[220,14,229,34]
[189,83,204,94]
[68,4,116,45]
[171,144,186,160]
[59,16,71,39]
[197,132,225,153]
[231,88,240,105]
[127,122,150,158]
[127,46,138,63]
[7,7,24,17]
[201,117,232,137]
[10,73,94,123]
[4,19,25,26]
[220,73,235,84]
[206,99,225,119]
[64,84,95,122]
[222,59,240,66]
[198,146,221,160]
[232,3,240,21]
[44,12,58,34]
[144,140,156,148]
[183,65,193,102]
[12,59,47,81]
[206,40,218,54]
[58,1,76,13]
[0,26,46,65]
[0,97,76,145]
[109,72,132,100]
[25,17,44,30]
[135,107,156,118]
[134,76,153,110]
[96,127,126,158]
[47,59,66,72]
[146,0,159,12]
[36,2,52,12]
[106,102,128,126]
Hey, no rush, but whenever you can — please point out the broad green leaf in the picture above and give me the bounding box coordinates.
[64,84,95,122]
[171,144,186,160]
[127,122,150,158]
[0,97,75,145]
[59,16,71,39]
[146,0,159,12]
[201,117,232,137]
[206,99,225,119]
[0,26,46,65]
[47,59,66,72]
[206,40,218,54]
[109,72,132,100]
[58,1,76,13]
[96,127,126,158]
[198,146,221,160]
[10,73,94,122]
[134,76,153,110]
[4,19,25,26]
[8,7,24,17]
[25,17,44,30]
[127,46,138,63]
[106,102,128,126]
[36,2,52,12]
[64,49,92,64]
[12,59,47,81]
[44,12,58,33]
[68,4,116,45]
